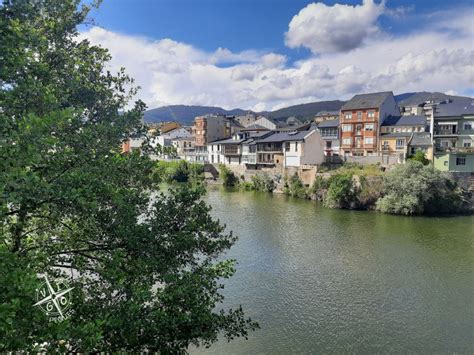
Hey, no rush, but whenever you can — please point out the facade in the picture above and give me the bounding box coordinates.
[253,116,279,130]
[193,114,242,163]
[407,133,433,159]
[433,99,474,172]
[379,115,429,160]
[340,91,400,156]
[171,137,195,161]
[317,119,340,156]
[254,129,324,168]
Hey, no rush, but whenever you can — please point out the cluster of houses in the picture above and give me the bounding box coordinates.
[123,91,474,173]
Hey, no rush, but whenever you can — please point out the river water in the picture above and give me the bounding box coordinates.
[193,186,473,354]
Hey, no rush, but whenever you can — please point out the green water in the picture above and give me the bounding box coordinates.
[193,186,474,354]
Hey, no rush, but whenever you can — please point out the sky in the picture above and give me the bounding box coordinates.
[80,0,474,111]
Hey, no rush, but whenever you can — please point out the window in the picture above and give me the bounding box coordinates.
[342,124,352,132]
[463,139,472,147]
[326,141,332,148]
[357,111,362,120]
[353,152,364,156]
[344,113,352,120]
[464,122,472,130]
[367,111,375,118]
[295,142,298,152]
[342,138,352,145]
[456,156,466,165]
[285,142,290,151]
[396,139,405,149]
[365,123,374,131]
[364,137,374,145]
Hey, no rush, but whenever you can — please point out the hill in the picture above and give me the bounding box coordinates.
[143,105,249,125]
[144,92,472,124]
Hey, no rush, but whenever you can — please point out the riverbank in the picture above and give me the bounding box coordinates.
[216,162,473,216]
[152,160,473,216]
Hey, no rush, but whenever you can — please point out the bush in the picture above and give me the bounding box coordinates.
[283,173,308,198]
[357,176,384,209]
[308,175,329,196]
[152,160,203,184]
[250,174,275,192]
[219,165,238,187]
[408,150,430,165]
[324,173,356,208]
[375,161,465,215]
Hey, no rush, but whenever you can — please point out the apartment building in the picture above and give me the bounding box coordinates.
[193,114,242,162]
[340,92,400,156]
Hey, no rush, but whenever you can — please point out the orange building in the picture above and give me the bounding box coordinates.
[339,92,400,156]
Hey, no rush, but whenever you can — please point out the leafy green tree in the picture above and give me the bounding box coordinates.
[0,0,256,351]
[376,161,465,215]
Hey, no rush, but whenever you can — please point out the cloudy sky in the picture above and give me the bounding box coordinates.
[81,0,474,111]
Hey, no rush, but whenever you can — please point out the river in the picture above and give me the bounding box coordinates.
[192,186,473,354]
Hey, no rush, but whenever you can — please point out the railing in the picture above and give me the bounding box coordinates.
[435,147,474,153]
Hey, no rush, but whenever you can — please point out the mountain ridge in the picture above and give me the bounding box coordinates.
[143,92,472,125]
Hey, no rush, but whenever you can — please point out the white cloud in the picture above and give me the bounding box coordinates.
[79,6,474,112]
[285,0,385,54]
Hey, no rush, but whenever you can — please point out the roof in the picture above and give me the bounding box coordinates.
[317,118,340,128]
[381,115,426,126]
[240,124,269,131]
[257,130,315,143]
[434,98,474,117]
[380,132,413,138]
[208,137,246,145]
[341,91,393,111]
[315,110,339,117]
[410,133,432,147]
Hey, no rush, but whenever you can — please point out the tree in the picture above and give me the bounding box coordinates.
[0,0,257,351]
[375,161,465,215]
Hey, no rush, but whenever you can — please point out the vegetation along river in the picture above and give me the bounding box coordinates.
[193,186,474,354]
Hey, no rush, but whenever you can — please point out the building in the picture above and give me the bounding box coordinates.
[235,113,258,127]
[253,128,324,168]
[193,114,242,163]
[379,115,429,160]
[317,118,340,156]
[208,131,271,166]
[340,91,400,156]
[314,111,339,123]
[171,137,195,161]
[407,133,433,159]
[433,99,474,172]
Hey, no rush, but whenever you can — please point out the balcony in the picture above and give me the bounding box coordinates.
[435,146,474,154]
[222,146,240,156]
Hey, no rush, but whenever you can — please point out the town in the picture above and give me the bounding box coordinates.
[124,91,474,185]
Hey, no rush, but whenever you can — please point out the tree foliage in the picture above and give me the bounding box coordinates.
[0,0,256,351]
[375,161,465,215]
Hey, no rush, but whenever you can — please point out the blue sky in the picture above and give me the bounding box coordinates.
[82,0,474,110]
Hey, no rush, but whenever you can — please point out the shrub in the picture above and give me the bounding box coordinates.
[283,173,308,198]
[308,175,329,196]
[357,176,384,209]
[152,160,203,184]
[324,172,356,208]
[408,150,430,165]
[375,161,465,215]
[250,174,275,192]
[219,165,238,187]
